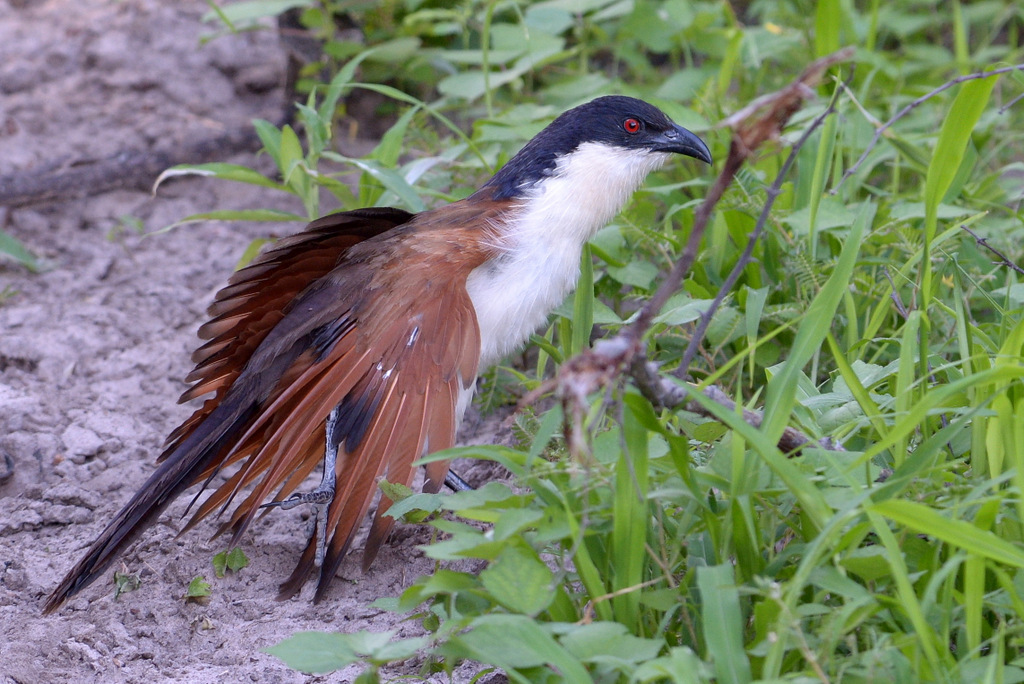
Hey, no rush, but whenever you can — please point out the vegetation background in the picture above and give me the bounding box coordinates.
[23,0,1024,682]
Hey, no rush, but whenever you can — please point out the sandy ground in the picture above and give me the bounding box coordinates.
[0,2,498,682]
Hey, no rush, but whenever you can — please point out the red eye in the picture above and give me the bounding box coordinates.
[623,117,641,134]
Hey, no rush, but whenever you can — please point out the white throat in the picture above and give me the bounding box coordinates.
[466,141,670,367]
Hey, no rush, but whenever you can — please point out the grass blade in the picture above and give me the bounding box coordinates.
[697,564,751,684]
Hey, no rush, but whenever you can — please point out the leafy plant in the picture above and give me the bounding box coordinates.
[212,547,250,578]
[112,570,141,601]
[179,0,1024,681]
[0,230,39,271]
[185,576,212,604]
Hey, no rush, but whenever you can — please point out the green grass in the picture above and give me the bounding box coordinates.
[184,1,1024,681]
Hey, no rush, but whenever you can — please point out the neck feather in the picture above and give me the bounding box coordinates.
[466,142,669,366]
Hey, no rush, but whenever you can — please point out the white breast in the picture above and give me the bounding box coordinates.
[466,142,671,368]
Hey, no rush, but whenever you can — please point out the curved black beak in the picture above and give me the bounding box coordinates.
[650,123,712,164]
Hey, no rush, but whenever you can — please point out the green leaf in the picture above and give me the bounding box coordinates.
[607,259,659,288]
[212,551,228,579]
[370,105,421,169]
[570,243,595,356]
[697,564,752,684]
[612,398,650,626]
[783,196,860,234]
[446,616,592,682]
[631,646,711,683]
[213,547,250,578]
[185,576,211,602]
[558,622,664,665]
[113,571,141,600]
[921,73,998,311]
[377,479,414,504]
[479,544,555,615]
[264,630,425,674]
[924,75,997,219]
[225,547,250,573]
[759,201,873,527]
[235,238,273,270]
[158,209,306,231]
[0,230,39,271]
[253,119,283,164]
[201,0,311,25]
[869,499,1024,567]
[654,294,713,325]
[383,490,445,520]
[153,163,288,193]
[321,153,426,212]
[864,511,947,671]
[814,0,841,57]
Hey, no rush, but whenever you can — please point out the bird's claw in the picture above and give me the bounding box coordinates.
[261,488,333,510]
[260,493,303,510]
[262,488,334,567]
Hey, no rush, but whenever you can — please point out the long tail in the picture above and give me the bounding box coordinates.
[42,397,256,614]
[42,209,413,614]
[42,206,484,612]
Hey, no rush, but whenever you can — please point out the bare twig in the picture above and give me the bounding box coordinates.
[629,47,855,344]
[999,90,1024,115]
[880,271,955,458]
[629,353,843,454]
[962,224,1024,276]
[676,72,854,379]
[832,63,1024,194]
[0,125,274,209]
[883,267,910,319]
[525,49,856,457]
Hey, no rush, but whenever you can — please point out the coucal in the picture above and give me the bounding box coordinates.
[44,95,711,612]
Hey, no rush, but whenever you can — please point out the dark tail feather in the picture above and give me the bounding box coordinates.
[276,533,318,601]
[42,401,257,614]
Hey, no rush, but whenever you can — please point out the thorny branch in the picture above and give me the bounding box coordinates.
[629,47,855,343]
[832,62,1024,193]
[676,74,853,379]
[883,268,911,319]
[962,224,1024,276]
[535,48,856,457]
[630,356,843,454]
[881,271,956,459]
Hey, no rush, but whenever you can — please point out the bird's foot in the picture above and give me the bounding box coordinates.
[260,406,343,568]
[262,486,334,567]
[263,488,334,510]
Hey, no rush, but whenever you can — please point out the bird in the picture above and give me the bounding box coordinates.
[44,95,711,612]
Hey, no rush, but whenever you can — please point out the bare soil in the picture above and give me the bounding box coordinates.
[0,2,499,682]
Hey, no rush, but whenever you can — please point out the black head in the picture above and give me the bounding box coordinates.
[482,95,712,200]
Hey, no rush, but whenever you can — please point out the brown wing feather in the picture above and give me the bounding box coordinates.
[45,198,507,613]
[164,208,412,456]
[44,208,410,613]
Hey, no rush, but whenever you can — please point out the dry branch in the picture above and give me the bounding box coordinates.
[537,48,856,456]
[632,47,854,345]
[962,224,1024,276]
[630,355,844,454]
[676,74,852,378]
[832,62,1024,193]
[0,126,267,209]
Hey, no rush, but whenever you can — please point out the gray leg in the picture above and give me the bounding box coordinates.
[443,470,473,492]
[261,407,340,567]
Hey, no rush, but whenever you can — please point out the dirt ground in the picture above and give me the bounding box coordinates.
[0,2,499,682]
